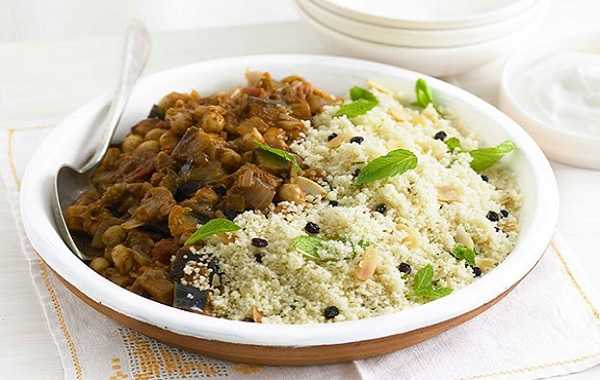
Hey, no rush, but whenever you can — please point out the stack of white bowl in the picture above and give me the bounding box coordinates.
[296,0,546,77]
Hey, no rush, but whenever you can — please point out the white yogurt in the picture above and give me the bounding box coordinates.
[510,51,600,136]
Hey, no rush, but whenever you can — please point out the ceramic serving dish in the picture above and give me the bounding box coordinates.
[499,30,600,170]
[298,0,541,48]
[20,55,558,365]
[297,5,545,77]
[312,0,537,29]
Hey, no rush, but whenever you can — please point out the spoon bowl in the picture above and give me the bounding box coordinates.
[52,20,151,261]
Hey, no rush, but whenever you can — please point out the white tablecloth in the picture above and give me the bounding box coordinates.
[1,3,600,377]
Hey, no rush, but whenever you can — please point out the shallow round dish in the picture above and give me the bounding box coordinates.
[299,0,541,48]
[21,55,559,365]
[499,30,600,169]
[298,7,545,77]
[314,0,536,29]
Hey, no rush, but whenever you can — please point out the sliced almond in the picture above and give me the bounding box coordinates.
[436,185,462,203]
[455,226,474,250]
[476,257,496,271]
[397,223,419,250]
[388,109,407,123]
[499,219,518,233]
[500,194,517,210]
[251,306,263,323]
[291,176,326,196]
[355,246,381,281]
[327,133,349,148]
[367,80,393,95]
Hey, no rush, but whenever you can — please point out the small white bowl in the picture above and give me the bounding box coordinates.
[21,55,558,354]
[499,30,600,169]
[314,0,537,29]
[299,5,545,77]
[299,0,541,48]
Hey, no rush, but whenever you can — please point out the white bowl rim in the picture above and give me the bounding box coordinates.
[298,3,543,51]
[20,54,559,347]
[312,0,537,29]
[304,0,541,31]
[297,0,542,48]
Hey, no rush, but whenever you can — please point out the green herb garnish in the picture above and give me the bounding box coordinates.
[469,140,516,173]
[355,149,418,185]
[445,137,462,152]
[414,78,434,108]
[350,86,378,102]
[412,78,444,114]
[412,264,453,302]
[335,86,379,118]
[255,142,301,173]
[185,218,240,246]
[451,244,476,267]
[334,99,377,118]
[293,236,324,260]
[358,239,371,249]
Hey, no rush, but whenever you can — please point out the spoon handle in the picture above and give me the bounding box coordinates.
[79,20,151,173]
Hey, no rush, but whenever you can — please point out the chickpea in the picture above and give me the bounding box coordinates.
[90,257,111,273]
[102,225,126,247]
[202,108,226,133]
[278,184,305,204]
[103,248,113,263]
[193,105,208,119]
[158,91,188,111]
[103,268,132,287]
[277,118,304,131]
[132,119,159,136]
[220,148,242,170]
[159,130,178,152]
[132,250,152,266]
[145,128,167,141]
[263,127,287,150]
[241,151,254,163]
[122,134,143,152]
[240,127,265,151]
[111,244,135,274]
[238,116,269,135]
[166,110,193,135]
[289,99,311,119]
[136,140,160,152]
[194,187,219,205]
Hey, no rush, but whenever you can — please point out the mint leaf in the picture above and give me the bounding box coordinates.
[355,149,418,185]
[469,140,516,173]
[350,86,378,103]
[185,218,240,246]
[452,244,476,267]
[293,236,323,260]
[334,98,377,118]
[255,142,301,173]
[334,86,380,119]
[417,287,453,300]
[412,264,453,302]
[445,137,462,152]
[413,264,434,292]
[414,78,434,108]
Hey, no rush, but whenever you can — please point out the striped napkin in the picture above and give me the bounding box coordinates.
[3,125,600,380]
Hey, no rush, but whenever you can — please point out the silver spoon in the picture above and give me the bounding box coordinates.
[53,21,151,261]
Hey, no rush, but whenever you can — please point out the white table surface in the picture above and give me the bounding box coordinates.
[1,15,600,380]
